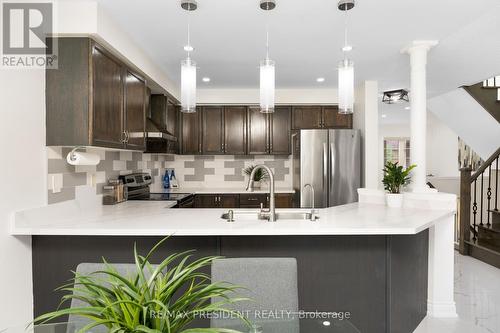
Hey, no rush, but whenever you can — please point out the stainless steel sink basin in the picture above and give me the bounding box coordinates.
[221,209,319,222]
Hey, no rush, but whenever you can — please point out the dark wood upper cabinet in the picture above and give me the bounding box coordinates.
[247,107,269,155]
[323,106,353,129]
[90,43,124,148]
[166,99,178,137]
[292,106,323,129]
[292,105,353,130]
[202,106,224,154]
[123,70,146,150]
[150,94,168,130]
[270,106,291,155]
[181,108,202,154]
[224,106,247,155]
[46,37,148,151]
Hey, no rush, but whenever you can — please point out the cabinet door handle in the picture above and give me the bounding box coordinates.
[122,131,129,143]
[199,143,202,153]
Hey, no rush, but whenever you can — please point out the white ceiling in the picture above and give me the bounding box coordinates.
[63,0,500,99]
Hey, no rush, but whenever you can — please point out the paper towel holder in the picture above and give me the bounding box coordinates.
[67,146,86,162]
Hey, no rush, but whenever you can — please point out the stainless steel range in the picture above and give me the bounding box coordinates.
[119,173,194,208]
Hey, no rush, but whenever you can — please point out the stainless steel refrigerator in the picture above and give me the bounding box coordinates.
[292,129,361,208]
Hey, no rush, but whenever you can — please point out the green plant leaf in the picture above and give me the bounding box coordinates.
[33,238,249,333]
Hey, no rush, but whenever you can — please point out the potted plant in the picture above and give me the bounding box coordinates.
[243,165,268,189]
[33,237,249,333]
[382,162,416,208]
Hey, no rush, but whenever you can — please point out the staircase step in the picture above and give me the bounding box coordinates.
[490,209,500,226]
[478,224,500,252]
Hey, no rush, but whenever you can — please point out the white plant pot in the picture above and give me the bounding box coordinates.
[386,193,403,208]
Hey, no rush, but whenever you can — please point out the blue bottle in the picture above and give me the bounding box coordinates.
[163,170,170,189]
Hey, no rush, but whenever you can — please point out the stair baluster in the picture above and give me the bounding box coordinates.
[496,157,499,212]
[480,173,484,226]
[459,147,500,266]
[487,166,492,227]
[473,179,478,241]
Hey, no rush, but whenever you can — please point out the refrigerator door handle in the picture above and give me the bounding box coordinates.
[330,142,335,185]
[323,142,328,205]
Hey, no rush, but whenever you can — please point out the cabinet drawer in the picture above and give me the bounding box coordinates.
[275,193,294,208]
[239,193,268,208]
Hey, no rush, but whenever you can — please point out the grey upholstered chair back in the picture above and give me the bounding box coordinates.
[211,258,299,333]
[68,263,149,333]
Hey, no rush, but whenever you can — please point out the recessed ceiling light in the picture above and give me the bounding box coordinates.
[404,106,411,110]
[342,45,353,52]
[183,45,194,52]
[322,321,331,327]
[316,77,325,83]
[202,77,210,82]
[381,114,387,118]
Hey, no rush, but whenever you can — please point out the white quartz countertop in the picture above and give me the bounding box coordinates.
[11,200,455,236]
[150,187,295,194]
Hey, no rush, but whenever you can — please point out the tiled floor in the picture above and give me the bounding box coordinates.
[414,252,500,333]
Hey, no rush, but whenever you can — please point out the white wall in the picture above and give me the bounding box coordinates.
[197,88,338,104]
[0,1,181,327]
[354,81,379,189]
[428,88,500,160]
[56,1,179,98]
[0,69,46,327]
[378,111,460,190]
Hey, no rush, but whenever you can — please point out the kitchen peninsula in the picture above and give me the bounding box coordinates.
[11,192,457,333]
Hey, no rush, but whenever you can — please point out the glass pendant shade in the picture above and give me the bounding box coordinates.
[181,58,197,113]
[260,58,275,113]
[338,58,354,114]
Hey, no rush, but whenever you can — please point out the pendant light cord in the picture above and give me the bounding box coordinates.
[343,4,348,55]
[266,6,270,60]
[186,8,191,60]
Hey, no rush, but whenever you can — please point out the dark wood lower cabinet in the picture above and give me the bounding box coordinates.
[275,193,294,208]
[240,193,269,208]
[219,194,239,208]
[194,194,240,208]
[194,193,293,209]
[32,231,429,333]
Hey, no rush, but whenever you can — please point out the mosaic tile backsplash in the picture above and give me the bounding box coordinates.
[47,147,292,204]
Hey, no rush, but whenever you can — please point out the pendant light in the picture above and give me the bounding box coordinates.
[259,0,276,113]
[180,0,197,113]
[338,0,355,114]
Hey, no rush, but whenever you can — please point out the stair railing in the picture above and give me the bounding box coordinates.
[459,147,500,254]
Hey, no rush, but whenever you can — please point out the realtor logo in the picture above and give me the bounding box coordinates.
[1,1,57,68]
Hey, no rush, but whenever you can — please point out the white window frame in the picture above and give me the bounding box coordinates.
[383,137,410,168]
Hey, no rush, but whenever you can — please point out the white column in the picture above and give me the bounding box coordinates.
[401,41,438,193]
[354,81,379,189]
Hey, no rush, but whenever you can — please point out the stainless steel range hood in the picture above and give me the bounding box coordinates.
[145,118,177,154]
[146,118,177,141]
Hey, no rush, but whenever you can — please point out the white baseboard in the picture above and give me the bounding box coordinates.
[427,300,458,318]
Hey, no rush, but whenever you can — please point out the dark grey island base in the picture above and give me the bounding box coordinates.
[32,232,428,333]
